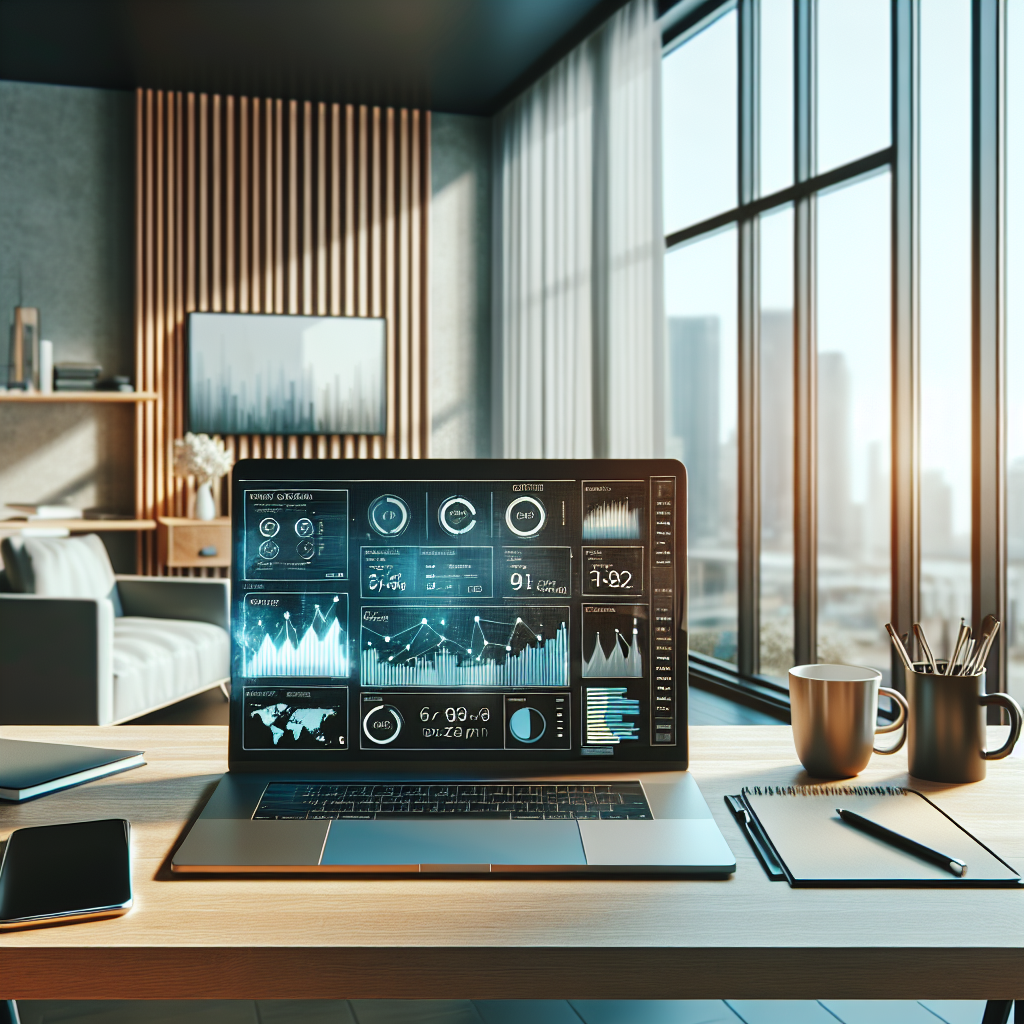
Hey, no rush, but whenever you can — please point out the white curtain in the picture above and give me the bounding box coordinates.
[493,0,664,459]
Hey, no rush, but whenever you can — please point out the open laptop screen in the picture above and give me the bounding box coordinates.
[228,459,687,770]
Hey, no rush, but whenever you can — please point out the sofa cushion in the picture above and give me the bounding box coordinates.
[0,533,124,615]
[112,616,230,722]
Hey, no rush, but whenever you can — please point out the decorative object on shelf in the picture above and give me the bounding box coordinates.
[172,432,233,521]
[8,306,40,390]
[39,340,53,394]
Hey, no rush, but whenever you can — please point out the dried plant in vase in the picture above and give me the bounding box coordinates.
[173,432,233,521]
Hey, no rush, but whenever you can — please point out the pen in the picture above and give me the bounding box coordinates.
[725,795,786,881]
[836,808,967,878]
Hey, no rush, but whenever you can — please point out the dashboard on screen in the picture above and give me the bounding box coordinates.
[229,460,687,769]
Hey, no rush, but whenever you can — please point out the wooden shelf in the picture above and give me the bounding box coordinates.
[0,518,156,532]
[0,391,158,403]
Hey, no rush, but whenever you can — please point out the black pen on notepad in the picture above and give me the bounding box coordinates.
[836,808,967,878]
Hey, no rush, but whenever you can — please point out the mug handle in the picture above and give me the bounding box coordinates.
[873,686,908,755]
[979,692,1024,760]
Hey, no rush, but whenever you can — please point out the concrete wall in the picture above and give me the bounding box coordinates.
[430,112,492,458]
[0,81,135,543]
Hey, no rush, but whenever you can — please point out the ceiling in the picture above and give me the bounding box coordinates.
[0,0,627,116]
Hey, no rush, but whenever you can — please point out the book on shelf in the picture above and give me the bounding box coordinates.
[54,361,103,376]
[54,362,103,391]
[4,503,84,520]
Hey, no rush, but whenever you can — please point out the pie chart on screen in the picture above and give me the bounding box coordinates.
[509,706,546,744]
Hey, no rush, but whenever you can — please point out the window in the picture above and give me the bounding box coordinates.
[759,0,793,197]
[661,0,1015,707]
[662,10,738,234]
[665,228,739,664]
[816,0,890,174]
[1007,0,1024,707]
[816,172,891,675]
[919,0,972,673]
[759,205,794,676]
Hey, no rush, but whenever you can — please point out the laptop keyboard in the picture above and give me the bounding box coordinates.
[252,781,653,821]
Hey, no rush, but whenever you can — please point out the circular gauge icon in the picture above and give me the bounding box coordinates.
[438,496,477,536]
[259,517,280,538]
[363,704,403,745]
[258,539,280,560]
[509,706,546,744]
[294,517,314,538]
[504,496,546,538]
[368,494,411,537]
[296,539,315,559]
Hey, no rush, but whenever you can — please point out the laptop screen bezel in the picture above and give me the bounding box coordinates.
[227,458,688,774]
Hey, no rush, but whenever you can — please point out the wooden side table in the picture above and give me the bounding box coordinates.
[157,516,231,568]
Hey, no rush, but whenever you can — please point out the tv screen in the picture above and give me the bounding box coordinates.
[187,312,387,436]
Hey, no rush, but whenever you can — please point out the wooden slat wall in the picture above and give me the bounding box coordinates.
[135,89,431,574]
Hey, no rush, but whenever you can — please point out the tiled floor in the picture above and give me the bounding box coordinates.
[12,1000,996,1024]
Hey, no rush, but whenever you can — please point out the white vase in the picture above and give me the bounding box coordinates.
[195,481,217,521]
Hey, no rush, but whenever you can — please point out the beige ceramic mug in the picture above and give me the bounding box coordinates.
[789,664,909,778]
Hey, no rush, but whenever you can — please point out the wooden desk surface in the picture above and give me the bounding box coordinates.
[1,724,1020,1001]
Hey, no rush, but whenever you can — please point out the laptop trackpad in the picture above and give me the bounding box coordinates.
[321,819,586,868]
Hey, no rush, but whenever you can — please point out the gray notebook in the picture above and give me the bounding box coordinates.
[740,785,1021,887]
[0,738,145,802]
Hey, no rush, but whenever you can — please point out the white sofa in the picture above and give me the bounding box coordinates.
[0,533,230,725]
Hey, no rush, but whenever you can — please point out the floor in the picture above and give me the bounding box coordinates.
[11,999,998,1024]
[126,685,230,726]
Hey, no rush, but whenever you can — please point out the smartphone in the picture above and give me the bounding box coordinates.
[0,818,132,928]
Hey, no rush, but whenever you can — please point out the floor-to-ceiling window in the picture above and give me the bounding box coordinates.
[1007,0,1024,707]
[919,0,973,678]
[662,10,740,665]
[815,172,891,674]
[660,0,1016,706]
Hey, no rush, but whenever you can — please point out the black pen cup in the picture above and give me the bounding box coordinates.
[907,662,1022,782]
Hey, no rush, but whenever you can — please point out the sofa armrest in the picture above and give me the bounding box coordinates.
[116,575,230,631]
[0,594,114,725]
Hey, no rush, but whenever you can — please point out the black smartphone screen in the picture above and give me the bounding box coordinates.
[0,818,132,925]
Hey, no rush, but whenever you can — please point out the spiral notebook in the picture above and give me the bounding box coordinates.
[731,785,1021,887]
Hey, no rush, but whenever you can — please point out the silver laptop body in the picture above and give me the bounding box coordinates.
[172,459,735,876]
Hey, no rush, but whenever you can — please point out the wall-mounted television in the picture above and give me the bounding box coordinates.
[187,312,387,436]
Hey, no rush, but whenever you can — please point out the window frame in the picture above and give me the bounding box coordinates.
[661,0,1009,720]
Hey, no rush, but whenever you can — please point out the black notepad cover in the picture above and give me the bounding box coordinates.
[740,785,1021,887]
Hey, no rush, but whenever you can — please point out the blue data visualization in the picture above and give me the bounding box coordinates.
[359,606,569,688]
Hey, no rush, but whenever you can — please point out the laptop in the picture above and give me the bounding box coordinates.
[171,458,736,876]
